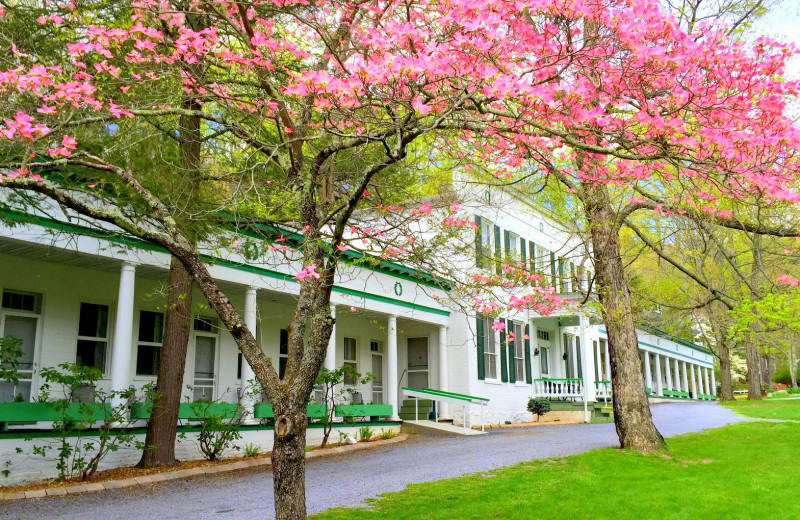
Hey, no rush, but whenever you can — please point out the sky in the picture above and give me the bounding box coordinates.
[751,0,800,78]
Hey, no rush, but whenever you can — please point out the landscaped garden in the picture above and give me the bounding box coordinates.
[313,402,800,520]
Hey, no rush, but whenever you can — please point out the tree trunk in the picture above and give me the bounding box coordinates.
[745,335,762,400]
[717,340,734,401]
[272,408,308,520]
[583,182,665,452]
[790,339,798,388]
[138,256,193,468]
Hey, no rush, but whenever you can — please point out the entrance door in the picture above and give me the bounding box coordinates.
[0,314,37,401]
[372,353,384,404]
[193,335,217,401]
[407,337,429,389]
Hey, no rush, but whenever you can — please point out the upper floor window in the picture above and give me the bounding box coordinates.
[76,303,109,372]
[482,316,498,380]
[2,290,40,313]
[512,321,525,383]
[479,217,494,269]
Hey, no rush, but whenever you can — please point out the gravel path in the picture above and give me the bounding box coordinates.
[0,402,743,520]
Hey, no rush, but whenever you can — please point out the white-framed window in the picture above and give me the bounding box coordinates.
[192,317,219,401]
[136,310,164,376]
[480,218,494,269]
[279,329,289,379]
[537,247,550,279]
[1,290,42,402]
[482,316,498,380]
[507,231,519,260]
[513,321,525,382]
[76,303,109,372]
[540,346,550,376]
[370,340,383,404]
[537,329,550,341]
[343,337,357,384]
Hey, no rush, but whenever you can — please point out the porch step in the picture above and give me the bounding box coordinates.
[398,399,433,420]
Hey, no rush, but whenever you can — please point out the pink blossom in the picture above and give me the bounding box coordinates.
[491,320,505,332]
[777,274,799,287]
[295,264,320,281]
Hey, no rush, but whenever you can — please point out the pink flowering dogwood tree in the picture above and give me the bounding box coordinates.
[1,0,799,517]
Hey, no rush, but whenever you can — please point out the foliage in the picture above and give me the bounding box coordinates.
[527,397,551,421]
[0,335,23,387]
[357,426,374,442]
[315,365,374,448]
[186,391,249,462]
[30,363,144,482]
[772,367,799,386]
[242,442,261,458]
[378,429,395,440]
[312,420,800,520]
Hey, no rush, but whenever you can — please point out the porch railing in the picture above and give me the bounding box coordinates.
[532,378,584,399]
[596,380,612,402]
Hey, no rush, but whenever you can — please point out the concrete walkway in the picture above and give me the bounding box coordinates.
[1,402,743,520]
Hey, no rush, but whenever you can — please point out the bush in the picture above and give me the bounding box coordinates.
[527,397,551,422]
[242,443,261,457]
[378,429,395,440]
[787,387,800,395]
[772,367,795,386]
[357,425,374,442]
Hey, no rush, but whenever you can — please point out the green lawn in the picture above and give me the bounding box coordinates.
[312,420,800,520]
[721,398,800,420]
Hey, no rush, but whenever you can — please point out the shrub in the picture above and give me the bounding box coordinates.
[242,443,261,457]
[187,389,251,461]
[787,387,800,395]
[378,428,395,440]
[357,425,374,442]
[527,397,551,422]
[772,367,799,386]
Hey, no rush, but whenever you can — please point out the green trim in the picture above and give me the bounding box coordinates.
[402,387,490,403]
[1,209,449,317]
[599,328,713,365]
[637,324,713,355]
[335,404,393,417]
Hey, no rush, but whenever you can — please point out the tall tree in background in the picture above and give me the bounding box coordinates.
[1,0,799,516]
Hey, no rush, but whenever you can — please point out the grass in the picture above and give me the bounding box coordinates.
[312,418,800,519]
[721,398,800,420]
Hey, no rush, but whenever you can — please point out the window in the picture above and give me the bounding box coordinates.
[540,346,550,375]
[506,231,519,260]
[76,303,109,371]
[512,322,525,383]
[194,317,214,332]
[136,311,164,376]
[537,248,550,281]
[279,329,289,379]
[537,330,550,341]
[2,290,40,313]
[557,258,566,293]
[343,337,357,384]
[482,316,498,380]
[479,218,494,269]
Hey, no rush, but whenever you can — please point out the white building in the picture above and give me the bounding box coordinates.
[0,187,716,435]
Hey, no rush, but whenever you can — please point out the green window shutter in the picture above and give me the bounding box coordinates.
[520,238,526,268]
[476,316,485,380]
[549,252,556,287]
[474,215,483,269]
[529,241,536,272]
[494,225,502,275]
[524,324,533,384]
[507,322,516,383]
[499,318,508,382]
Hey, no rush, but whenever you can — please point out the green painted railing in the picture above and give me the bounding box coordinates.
[335,404,393,417]
[0,402,111,423]
[402,387,490,403]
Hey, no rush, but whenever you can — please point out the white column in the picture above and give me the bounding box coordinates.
[579,317,596,402]
[704,367,711,398]
[673,358,682,393]
[697,365,706,397]
[324,305,336,372]
[239,287,258,422]
[387,315,400,421]
[603,339,611,383]
[438,325,449,419]
[711,366,717,396]
[689,363,698,398]
[594,340,602,382]
[571,336,579,379]
[111,262,136,409]
[644,352,653,394]
[530,320,540,379]
[664,356,673,392]
[681,361,689,397]
[654,354,663,396]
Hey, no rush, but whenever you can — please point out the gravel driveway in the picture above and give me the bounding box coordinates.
[0,402,743,520]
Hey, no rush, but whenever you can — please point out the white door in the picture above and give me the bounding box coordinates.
[372,353,384,404]
[407,337,429,389]
[192,335,217,401]
[1,313,38,402]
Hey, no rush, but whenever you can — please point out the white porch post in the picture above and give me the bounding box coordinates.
[239,287,258,422]
[594,340,602,382]
[530,320,539,379]
[438,325,449,419]
[603,339,611,382]
[111,262,136,409]
[571,335,579,379]
[387,315,400,421]
[324,305,336,372]
[664,355,673,392]
[681,361,689,397]
[579,316,596,402]
[654,354,664,396]
[644,351,653,394]
[673,358,682,393]
[697,365,706,396]
[711,366,717,396]
[704,367,711,398]
[689,363,698,398]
